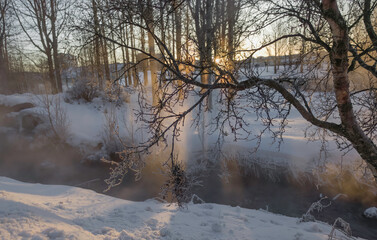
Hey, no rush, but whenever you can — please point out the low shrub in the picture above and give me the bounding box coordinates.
[65,78,100,102]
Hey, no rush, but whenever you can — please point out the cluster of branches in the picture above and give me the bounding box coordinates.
[96,0,377,191]
[0,0,72,94]
[68,0,256,202]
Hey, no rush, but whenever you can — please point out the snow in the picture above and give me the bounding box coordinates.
[0,93,35,107]
[0,84,369,180]
[64,99,107,146]
[0,177,357,240]
[364,207,377,219]
[0,84,359,161]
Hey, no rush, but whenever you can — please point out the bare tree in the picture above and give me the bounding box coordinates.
[252,0,377,179]
[91,0,104,89]
[13,0,69,93]
[189,0,217,88]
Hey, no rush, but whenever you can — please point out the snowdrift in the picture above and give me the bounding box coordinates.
[0,177,357,240]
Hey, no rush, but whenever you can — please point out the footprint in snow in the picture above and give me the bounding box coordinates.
[145,218,158,230]
[42,228,65,239]
[200,222,208,227]
[270,220,280,225]
[211,222,222,233]
[305,223,323,233]
[201,204,214,210]
[118,230,135,240]
[193,212,203,217]
[128,214,139,223]
[95,215,105,221]
[97,226,116,235]
[159,227,170,237]
[110,208,124,217]
[144,206,153,212]
[294,232,304,240]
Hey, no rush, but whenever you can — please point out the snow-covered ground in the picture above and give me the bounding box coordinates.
[0,177,357,240]
[0,64,356,165]
[0,82,374,195]
[0,88,361,171]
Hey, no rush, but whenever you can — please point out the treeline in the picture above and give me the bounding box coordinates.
[1,0,372,95]
[0,0,263,95]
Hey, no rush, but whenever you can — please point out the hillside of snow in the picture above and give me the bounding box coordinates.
[0,177,357,240]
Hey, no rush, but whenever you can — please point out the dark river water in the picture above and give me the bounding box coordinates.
[0,129,376,239]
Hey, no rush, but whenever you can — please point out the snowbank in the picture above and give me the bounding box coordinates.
[0,177,357,240]
[0,93,35,107]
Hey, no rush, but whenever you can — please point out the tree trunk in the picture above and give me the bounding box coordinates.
[227,0,235,62]
[174,3,183,99]
[100,11,110,83]
[119,11,127,86]
[0,47,8,93]
[130,23,137,86]
[50,0,62,92]
[140,22,148,86]
[300,40,305,73]
[146,0,158,105]
[0,37,8,93]
[39,0,57,93]
[0,1,9,93]
[322,0,377,179]
[186,6,190,55]
[125,25,132,86]
[92,0,103,89]
[107,2,118,80]
[46,48,57,93]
